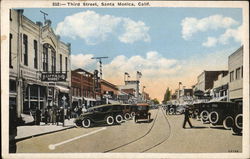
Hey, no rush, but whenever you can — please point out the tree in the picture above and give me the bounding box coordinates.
[151,98,159,104]
[162,87,171,104]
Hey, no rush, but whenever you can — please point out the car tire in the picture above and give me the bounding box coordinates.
[209,111,219,124]
[82,118,91,128]
[124,113,131,120]
[232,125,242,134]
[200,110,209,121]
[169,108,174,114]
[106,116,114,125]
[131,112,135,117]
[223,116,234,130]
[235,114,243,129]
[115,114,123,124]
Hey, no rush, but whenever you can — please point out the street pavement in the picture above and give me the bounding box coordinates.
[16,108,242,153]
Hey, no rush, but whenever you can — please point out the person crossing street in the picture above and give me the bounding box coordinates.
[183,107,193,129]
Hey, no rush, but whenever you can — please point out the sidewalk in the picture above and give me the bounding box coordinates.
[16,118,76,141]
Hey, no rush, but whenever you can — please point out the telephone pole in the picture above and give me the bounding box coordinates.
[91,56,108,79]
[40,10,48,24]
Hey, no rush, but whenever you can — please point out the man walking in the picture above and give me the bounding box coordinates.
[183,107,193,128]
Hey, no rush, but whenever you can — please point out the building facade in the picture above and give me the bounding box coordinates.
[228,46,243,103]
[9,9,71,120]
[100,79,119,104]
[71,69,98,108]
[211,72,229,101]
[196,70,228,93]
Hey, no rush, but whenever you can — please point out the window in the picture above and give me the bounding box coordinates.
[42,44,48,71]
[60,54,62,73]
[241,66,243,78]
[51,49,56,73]
[236,67,241,80]
[23,34,28,66]
[65,57,68,74]
[34,40,38,69]
[9,10,12,21]
[9,34,13,68]
[230,71,234,82]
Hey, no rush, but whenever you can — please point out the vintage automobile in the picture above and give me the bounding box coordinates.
[208,101,242,133]
[134,103,151,123]
[198,102,213,123]
[121,104,134,120]
[176,105,186,114]
[207,101,236,128]
[74,104,125,128]
[166,104,177,115]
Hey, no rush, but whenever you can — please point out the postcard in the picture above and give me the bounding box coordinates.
[1,0,249,158]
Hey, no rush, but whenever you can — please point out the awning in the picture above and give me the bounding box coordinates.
[108,100,120,104]
[72,96,83,101]
[84,97,96,101]
[55,85,69,93]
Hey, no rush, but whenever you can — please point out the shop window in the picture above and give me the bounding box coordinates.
[23,34,28,66]
[230,71,234,82]
[34,40,38,69]
[9,34,13,68]
[236,67,241,80]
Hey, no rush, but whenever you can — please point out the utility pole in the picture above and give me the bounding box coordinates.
[91,56,108,79]
[40,10,48,24]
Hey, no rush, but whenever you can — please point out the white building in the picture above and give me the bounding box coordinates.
[9,9,71,119]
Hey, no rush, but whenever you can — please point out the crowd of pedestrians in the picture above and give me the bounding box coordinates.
[34,105,88,126]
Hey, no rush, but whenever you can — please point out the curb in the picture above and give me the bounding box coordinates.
[15,125,76,142]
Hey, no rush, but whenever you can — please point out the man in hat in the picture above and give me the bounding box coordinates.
[183,107,193,128]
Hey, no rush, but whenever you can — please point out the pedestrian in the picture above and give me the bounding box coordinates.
[74,107,78,118]
[48,107,52,124]
[60,107,64,123]
[44,108,49,124]
[67,108,71,120]
[56,108,60,126]
[52,106,57,125]
[35,107,41,125]
[183,107,193,129]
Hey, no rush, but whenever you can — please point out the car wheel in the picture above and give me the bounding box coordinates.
[115,114,123,124]
[200,110,209,121]
[232,125,242,134]
[74,120,82,127]
[82,118,91,128]
[131,112,135,117]
[235,114,243,129]
[209,111,219,124]
[169,108,174,114]
[106,116,114,125]
[223,116,234,130]
[124,113,131,120]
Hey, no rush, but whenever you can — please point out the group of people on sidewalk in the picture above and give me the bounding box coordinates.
[34,105,88,126]
[35,106,72,126]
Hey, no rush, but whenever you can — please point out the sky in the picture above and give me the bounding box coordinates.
[21,7,243,101]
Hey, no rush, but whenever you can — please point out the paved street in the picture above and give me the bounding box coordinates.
[16,108,242,153]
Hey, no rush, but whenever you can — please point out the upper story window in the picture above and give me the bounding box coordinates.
[60,54,62,73]
[236,67,241,80]
[23,34,28,66]
[65,57,68,74]
[34,40,38,69]
[230,71,234,82]
[42,44,48,72]
[9,34,13,68]
[51,49,56,73]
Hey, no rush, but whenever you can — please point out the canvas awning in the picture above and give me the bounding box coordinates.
[84,97,96,101]
[55,85,69,93]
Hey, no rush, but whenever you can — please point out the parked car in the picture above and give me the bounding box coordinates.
[198,102,212,123]
[134,103,151,123]
[74,104,124,128]
[176,105,186,114]
[121,104,133,120]
[231,101,242,134]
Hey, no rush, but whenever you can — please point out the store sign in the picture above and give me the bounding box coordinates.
[41,72,67,82]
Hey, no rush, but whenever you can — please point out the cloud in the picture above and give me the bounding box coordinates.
[103,51,180,79]
[202,25,243,47]
[119,18,150,43]
[181,14,239,40]
[71,54,96,69]
[55,11,150,45]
